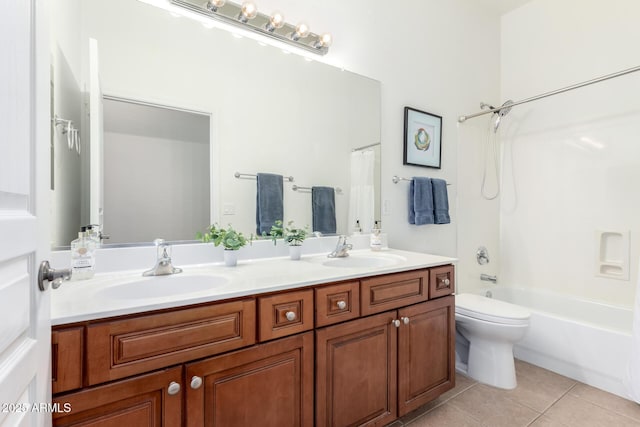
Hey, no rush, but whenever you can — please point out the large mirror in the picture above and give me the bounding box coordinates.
[50,0,381,248]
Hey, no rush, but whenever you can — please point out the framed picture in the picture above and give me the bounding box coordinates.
[403,106,442,169]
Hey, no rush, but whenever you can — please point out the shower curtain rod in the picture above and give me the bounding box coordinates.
[458,64,640,123]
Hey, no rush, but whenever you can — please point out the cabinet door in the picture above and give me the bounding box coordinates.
[397,296,455,416]
[52,366,182,426]
[185,332,313,427]
[316,311,398,427]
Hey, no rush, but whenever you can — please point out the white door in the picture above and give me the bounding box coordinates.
[0,1,51,426]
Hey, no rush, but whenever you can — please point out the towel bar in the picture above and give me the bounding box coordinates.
[292,185,343,194]
[234,172,294,182]
[392,175,451,186]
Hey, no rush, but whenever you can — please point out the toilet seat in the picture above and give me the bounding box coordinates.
[455,293,530,326]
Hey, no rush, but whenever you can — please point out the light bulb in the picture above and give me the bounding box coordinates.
[291,22,309,41]
[205,0,225,12]
[265,11,285,31]
[239,1,258,22]
[319,33,332,47]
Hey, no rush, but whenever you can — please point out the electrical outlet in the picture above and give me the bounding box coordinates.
[223,203,235,215]
[383,199,391,216]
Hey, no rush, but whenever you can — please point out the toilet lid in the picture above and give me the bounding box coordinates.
[455,293,530,325]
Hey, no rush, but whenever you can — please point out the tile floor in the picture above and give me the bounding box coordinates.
[391,360,640,427]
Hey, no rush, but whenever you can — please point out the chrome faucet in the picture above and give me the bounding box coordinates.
[143,239,183,276]
[480,274,497,283]
[327,235,352,258]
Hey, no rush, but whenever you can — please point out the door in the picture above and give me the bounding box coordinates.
[51,367,182,427]
[397,296,456,416]
[316,311,398,427]
[185,332,314,427]
[0,1,51,426]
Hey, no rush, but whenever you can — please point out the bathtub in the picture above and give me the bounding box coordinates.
[475,285,634,399]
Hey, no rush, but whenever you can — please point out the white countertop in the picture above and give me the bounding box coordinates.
[51,248,456,326]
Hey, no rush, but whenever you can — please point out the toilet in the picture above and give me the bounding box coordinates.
[455,293,531,389]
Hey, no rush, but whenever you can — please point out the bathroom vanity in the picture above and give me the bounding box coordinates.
[50,249,455,426]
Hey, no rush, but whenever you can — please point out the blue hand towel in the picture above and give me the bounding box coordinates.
[256,173,283,235]
[409,177,434,225]
[312,186,336,234]
[432,178,450,224]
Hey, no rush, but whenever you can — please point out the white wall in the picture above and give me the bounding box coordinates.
[499,0,640,307]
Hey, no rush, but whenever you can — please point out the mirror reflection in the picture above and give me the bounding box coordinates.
[51,0,381,248]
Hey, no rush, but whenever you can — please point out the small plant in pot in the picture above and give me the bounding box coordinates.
[197,224,250,266]
[269,220,309,260]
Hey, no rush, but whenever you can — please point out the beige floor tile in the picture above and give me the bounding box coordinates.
[528,414,570,426]
[405,403,483,427]
[399,375,478,424]
[448,384,540,427]
[568,383,640,423]
[544,394,640,427]
[504,360,577,412]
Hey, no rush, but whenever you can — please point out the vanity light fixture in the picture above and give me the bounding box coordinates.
[170,0,332,55]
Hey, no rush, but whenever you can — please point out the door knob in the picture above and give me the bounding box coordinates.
[38,261,71,291]
[167,381,181,395]
[285,311,297,321]
[401,316,410,325]
[336,300,347,310]
[190,376,203,389]
[391,319,401,328]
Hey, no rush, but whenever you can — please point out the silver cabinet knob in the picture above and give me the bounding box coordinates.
[285,311,297,321]
[443,278,451,286]
[167,381,181,395]
[401,316,410,325]
[190,376,203,390]
[392,319,401,328]
[336,300,347,310]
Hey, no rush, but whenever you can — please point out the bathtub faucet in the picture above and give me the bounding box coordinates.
[480,274,497,283]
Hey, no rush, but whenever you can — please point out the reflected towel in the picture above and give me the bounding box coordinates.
[312,186,336,234]
[432,178,450,224]
[256,173,283,235]
[409,177,434,225]
[625,256,640,403]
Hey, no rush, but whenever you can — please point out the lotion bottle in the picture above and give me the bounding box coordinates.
[70,227,96,280]
[370,220,382,251]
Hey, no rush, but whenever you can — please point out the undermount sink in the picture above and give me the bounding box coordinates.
[98,274,229,300]
[321,253,406,268]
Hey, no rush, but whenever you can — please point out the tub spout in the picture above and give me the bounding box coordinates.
[480,274,497,283]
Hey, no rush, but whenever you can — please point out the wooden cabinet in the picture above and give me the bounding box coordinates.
[52,264,455,427]
[316,296,455,426]
[316,311,398,427]
[185,332,314,427]
[397,296,455,416]
[86,299,255,385]
[52,367,182,426]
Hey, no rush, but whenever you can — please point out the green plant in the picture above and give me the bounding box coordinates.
[197,224,250,250]
[268,220,308,246]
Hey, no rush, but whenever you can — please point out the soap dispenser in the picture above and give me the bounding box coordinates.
[370,220,382,251]
[353,220,362,235]
[70,226,96,280]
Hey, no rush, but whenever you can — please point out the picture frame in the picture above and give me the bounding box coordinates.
[403,106,443,169]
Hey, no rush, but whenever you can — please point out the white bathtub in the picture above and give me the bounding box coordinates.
[476,286,634,398]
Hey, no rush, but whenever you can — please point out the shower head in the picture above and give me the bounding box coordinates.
[492,99,514,132]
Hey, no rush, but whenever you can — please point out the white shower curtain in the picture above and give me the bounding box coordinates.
[348,150,375,234]
[626,256,640,403]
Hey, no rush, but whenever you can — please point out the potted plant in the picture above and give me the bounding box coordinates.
[269,220,308,260]
[198,224,250,266]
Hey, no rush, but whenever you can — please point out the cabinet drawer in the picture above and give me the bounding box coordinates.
[86,299,256,385]
[429,265,455,298]
[315,281,360,327]
[258,289,314,341]
[361,269,429,316]
[52,327,84,394]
